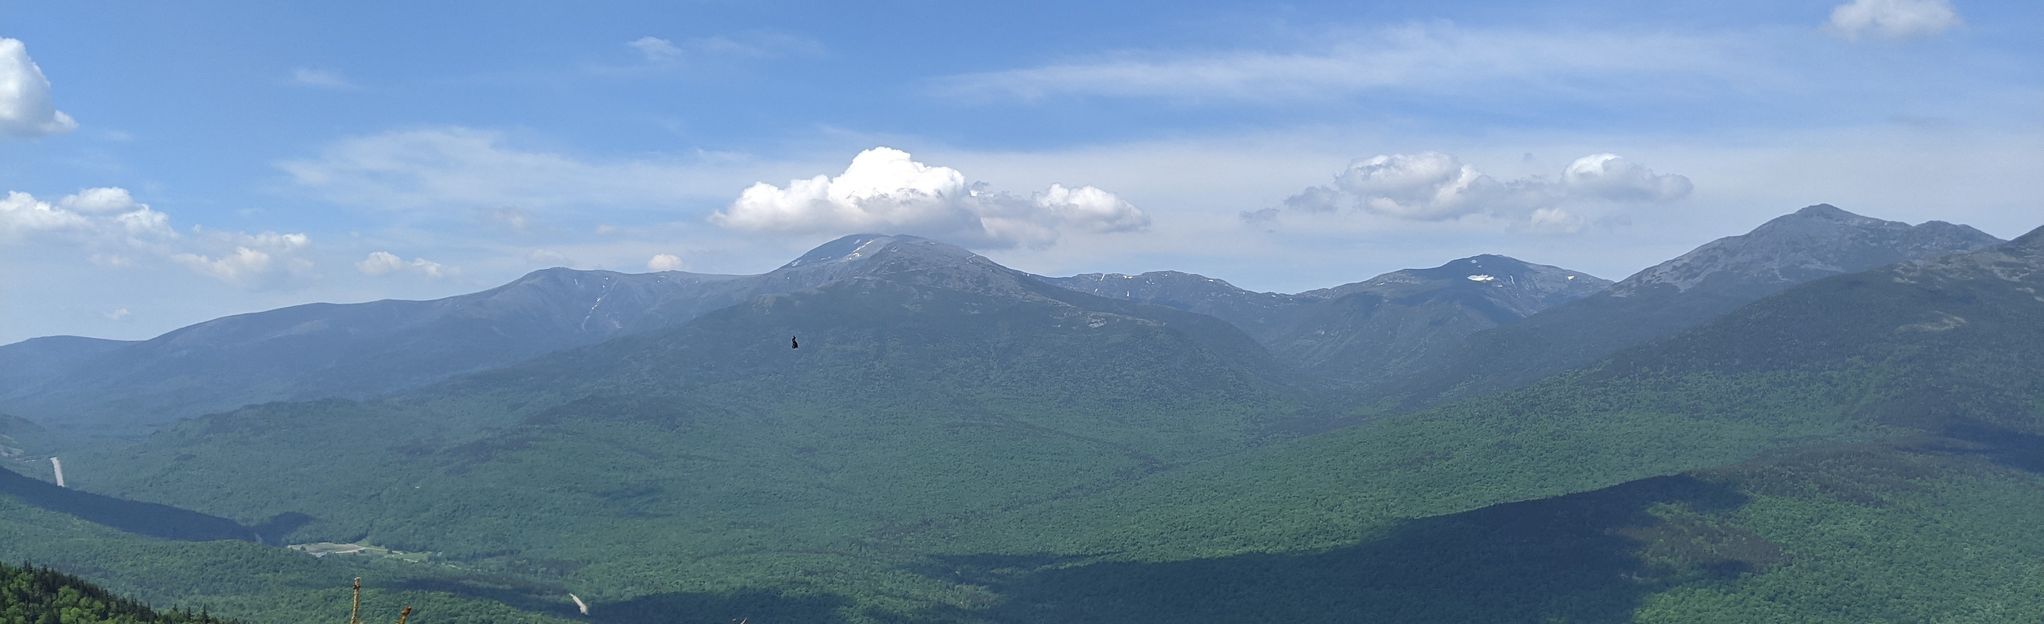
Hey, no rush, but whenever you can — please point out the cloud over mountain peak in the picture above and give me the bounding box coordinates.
[712,147,1149,249]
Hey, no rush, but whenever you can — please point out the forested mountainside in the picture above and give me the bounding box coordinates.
[916,225,2044,622]
[1388,204,2003,402]
[0,560,239,624]
[0,212,2036,623]
[1048,255,1610,387]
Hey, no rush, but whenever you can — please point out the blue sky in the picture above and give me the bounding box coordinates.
[2,0,2040,343]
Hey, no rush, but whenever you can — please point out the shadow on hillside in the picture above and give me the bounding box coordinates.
[594,590,856,624]
[250,511,316,543]
[1927,422,2044,474]
[0,466,257,542]
[391,576,575,617]
[394,576,857,624]
[916,474,1778,624]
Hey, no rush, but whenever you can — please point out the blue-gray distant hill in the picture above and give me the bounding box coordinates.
[1392,204,2003,400]
[37,213,2044,624]
[0,269,756,430]
[10,234,1270,431]
[1046,255,1611,388]
[0,205,2001,437]
[2,233,1605,433]
[72,234,1303,572]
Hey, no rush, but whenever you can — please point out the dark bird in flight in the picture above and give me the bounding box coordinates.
[791,336,799,349]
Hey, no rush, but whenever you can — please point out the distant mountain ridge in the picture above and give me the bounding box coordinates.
[1393,204,2006,400]
[1042,271,1310,338]
[10,212,2042,624]
[935,222,2044,623]
[0,268,757,428]
[74,232,1303,585]
[0,205,2004,431]
[0,234,1288,431]
[1048,254,1611,386]
[1612,204,2000,298]
[0,336,133,397]
[1266,255,1610,386]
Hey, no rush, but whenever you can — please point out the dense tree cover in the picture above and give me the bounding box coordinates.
[0,560,236,624]
[1,229,2038,622]
[1384,207,2004,405]
[0,495,571,624]
[27,273,1305,622]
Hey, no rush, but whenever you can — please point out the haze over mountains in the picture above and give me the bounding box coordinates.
[0,204,2000,433]
[3,204,2042,623]
[1047,255,1611,387]
[1389,204,2004,399]
[0,234,1259,430]
[6,233,1606,431]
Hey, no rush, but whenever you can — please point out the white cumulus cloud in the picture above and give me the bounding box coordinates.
[59,187,143,214]
[0,191,89,237]
[1529,207,1587,234]
[0,188,175,242]
[356,250,450,278]
[1269,151,1691,229]
[172,228,314,287]
[0,38,76,138]
[1561,154,1694,202]
[1287,152,1505,220]
[355,251,404,275]
[1827,0,1961,40]
[646,253,684,271]
[7,186,318,288]
[712,147,1149,248]
[174,247,279,283]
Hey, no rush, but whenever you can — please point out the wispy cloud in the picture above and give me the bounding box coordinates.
[1826,0,1961,40]
[627,37,686,63]
[169,230,315,288]
[614,31,824,72]
[287,67,359,90]
[277,127,767,214]
[936,24,1760,104]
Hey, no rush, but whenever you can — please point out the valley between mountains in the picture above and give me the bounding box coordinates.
[3,205,2041,623]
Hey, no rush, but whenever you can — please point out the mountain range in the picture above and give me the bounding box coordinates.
[1047,255,1611,388]
[1385,204,2003,400]
[1,204,2039,623]
[5,232,1608,431]
[9,203,1991,433]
